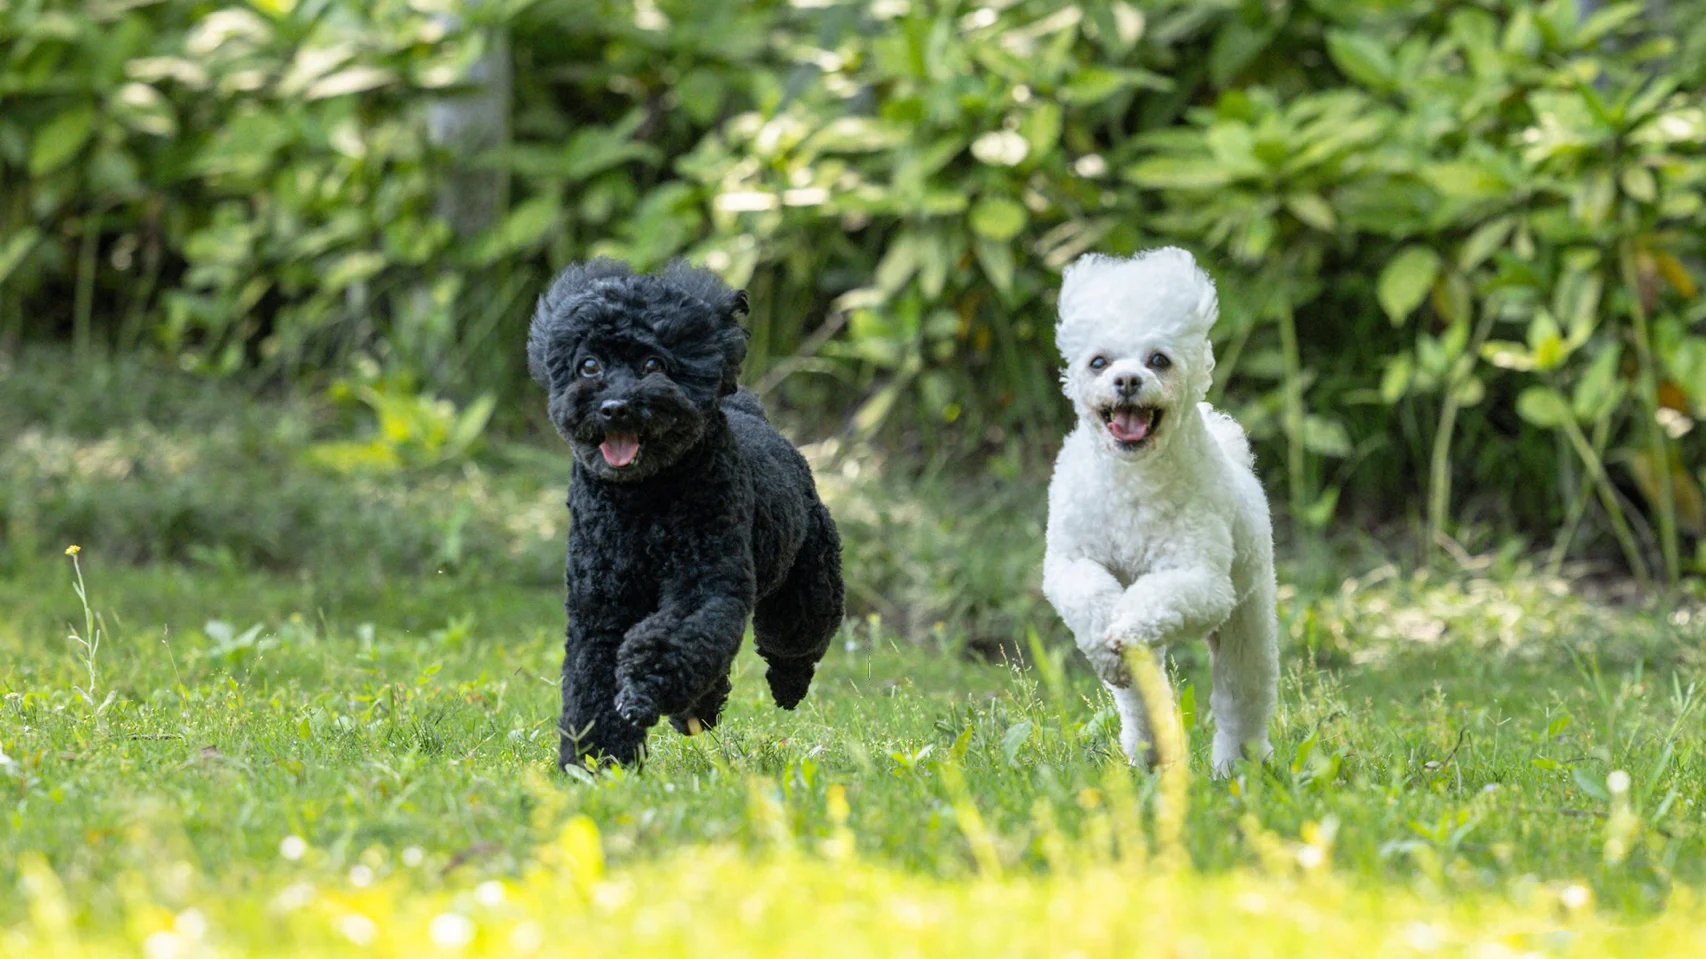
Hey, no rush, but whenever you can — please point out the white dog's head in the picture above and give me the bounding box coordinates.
[1055,247,1218,460]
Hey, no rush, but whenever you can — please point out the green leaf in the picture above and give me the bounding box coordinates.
[974,236,1016,296]
[1480,340,1537,372]
[1124,156,1233,190]
[305,66,395,100]
[0,227,42,287]
[1000,721,1033,765]
[1552,268,1603,342]
[1284,193,1336,232]
[1302,414,1352,457]
[1378,246,1441,324]
[1059,66,1165,103]
[1573,767,1611,803]
[322,252,387,291]
[29,106,97,176]
[1020,102,1062,156]
[1572,346,1623,421]
[969,197,1027,242]
[1424,162,1509,201]
[472,194,561,263]
[448,394,497,455]
[1527,311,1569,371]
[1516,386,1571,428]
[1619,166,1656,203]
[1379,354,1414,403]
[1457,217,1514,271]
[1325,30,1395,89]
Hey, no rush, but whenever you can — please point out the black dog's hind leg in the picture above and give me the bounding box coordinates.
[559,635,647,770]
[754,504,844,709]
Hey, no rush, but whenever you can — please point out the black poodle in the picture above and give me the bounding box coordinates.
[528,259,845,769]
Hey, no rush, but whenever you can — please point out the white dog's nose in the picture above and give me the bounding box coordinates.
[1113,371,1142,397]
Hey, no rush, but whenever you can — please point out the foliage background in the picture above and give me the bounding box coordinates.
[2,0,1704,580]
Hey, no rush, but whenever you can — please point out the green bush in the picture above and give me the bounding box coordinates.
[2,0,1703,578]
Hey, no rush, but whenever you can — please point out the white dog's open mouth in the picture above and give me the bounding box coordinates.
[1100,404,1162,447]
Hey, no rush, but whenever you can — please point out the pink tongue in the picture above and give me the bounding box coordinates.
[600,434,640,468]
[1109,409,1152,443]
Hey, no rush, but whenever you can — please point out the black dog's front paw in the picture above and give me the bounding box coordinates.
[614,682,660,728]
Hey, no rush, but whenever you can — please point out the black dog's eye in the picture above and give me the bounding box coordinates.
[578,357,603,378]
[1147,352,1171,371]
[1088,355,1109,371]
[641,357,665,375]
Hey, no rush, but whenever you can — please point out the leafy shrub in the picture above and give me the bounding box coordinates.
[2,0,1703,577]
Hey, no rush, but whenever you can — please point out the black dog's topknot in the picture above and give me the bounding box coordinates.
[527,258,750,397]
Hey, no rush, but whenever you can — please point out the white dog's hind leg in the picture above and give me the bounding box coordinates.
[1106,681,1173,767]
[1207,606,1278,776]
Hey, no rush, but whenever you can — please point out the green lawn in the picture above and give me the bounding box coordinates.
[3,547,1703,955]
[2,352,1704,955]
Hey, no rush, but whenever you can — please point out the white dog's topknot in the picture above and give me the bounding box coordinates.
[1055,247,1219,361]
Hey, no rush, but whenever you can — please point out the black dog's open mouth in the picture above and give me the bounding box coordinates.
[599,433,641,469]
[1100,404,1163,447]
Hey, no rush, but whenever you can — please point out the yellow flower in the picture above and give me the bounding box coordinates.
[64,545,81,556]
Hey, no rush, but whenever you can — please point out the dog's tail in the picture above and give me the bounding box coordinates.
[722,388,769,421]
[1199,402,1255,471]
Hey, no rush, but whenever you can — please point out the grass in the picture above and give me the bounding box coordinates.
[2,347,1704,956]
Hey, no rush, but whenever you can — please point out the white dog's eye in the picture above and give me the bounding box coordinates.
[1088,355,1109,371]
[1146,352,1171,371]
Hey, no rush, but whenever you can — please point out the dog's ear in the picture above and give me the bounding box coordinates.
[718,290,752,396]
[528,259,633,386]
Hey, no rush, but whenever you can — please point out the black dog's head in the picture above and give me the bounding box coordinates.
[528,259,750,482]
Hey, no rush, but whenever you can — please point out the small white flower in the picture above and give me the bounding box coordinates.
[1295,844,1326,870]
[429,913,476,949]
[402,846,425,868]
[279,835,307,861]
[510,922,545,953]
[338,914,378,946]
[971,130,1028,167]
[173,909,207,940]
[348,865,375,888]
[1074,154,1108,178]
[1560,883,1592,911]
[475,880,506,907]
[1607,770,1631,795]
[143,931,185,959]
[714,191,780,213]
[1404,922,1443,951]
[272,881,316,912]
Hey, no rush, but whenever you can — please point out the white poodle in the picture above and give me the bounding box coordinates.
[1041,247,1279,777]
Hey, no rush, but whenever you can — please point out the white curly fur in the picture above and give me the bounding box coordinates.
[1042,247,1279,777]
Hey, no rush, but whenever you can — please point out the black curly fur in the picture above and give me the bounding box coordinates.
[529,259,845,770]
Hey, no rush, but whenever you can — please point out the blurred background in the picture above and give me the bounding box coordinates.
[2,0,1703,641]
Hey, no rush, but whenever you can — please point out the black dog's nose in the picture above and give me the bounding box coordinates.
[600,399,629,419]
[1114,372,1141,396]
